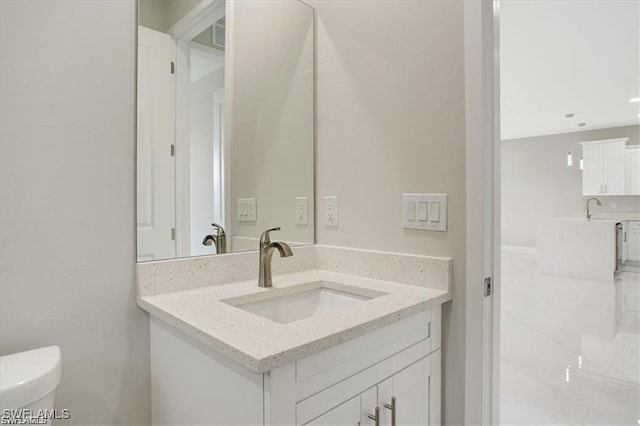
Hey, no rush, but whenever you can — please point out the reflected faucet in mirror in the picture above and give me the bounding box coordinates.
[258,227,293,288]
[585,197,602,220]
[202,223,227,254]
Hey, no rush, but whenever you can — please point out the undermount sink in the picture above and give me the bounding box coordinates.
[224,283,380,324]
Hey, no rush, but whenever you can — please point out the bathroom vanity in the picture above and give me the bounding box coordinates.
[137,246,451,425]
[149,307,440,425]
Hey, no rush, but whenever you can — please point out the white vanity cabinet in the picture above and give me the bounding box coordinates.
[580,138,628,196]
[150,307,442,426]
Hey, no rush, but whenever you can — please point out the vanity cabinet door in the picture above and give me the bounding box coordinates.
[380,356,431,426]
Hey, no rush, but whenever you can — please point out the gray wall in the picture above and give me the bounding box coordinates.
[138,0,167,32]
[307,1,467,424]
[0,1,149,425]
[502,125,640,247]
[138,0,201,33]
[229,0,315,249]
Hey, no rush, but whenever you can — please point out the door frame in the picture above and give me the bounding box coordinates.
[212,87,226,230]
[464,0,501,424]
[169,0,226,257]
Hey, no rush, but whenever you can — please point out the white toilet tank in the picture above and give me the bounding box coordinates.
[0,346,62,426]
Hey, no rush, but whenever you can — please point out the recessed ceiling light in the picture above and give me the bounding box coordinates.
[630,97,640,103]
[565,113,574,118]
[578,122,586,127]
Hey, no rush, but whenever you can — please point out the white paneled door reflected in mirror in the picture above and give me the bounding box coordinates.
[136,0,315,262]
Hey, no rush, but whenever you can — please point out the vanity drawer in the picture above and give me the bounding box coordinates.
[294,307,440,401]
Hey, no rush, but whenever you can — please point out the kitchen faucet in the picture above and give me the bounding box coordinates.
[202,223,227,254]
[258,227,293,288]
[585,197,602,220]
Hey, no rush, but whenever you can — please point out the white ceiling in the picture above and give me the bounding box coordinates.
[500,0,640,140]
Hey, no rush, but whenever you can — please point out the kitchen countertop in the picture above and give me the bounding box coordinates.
[138,269,451,373]
[590,213,640,221]
[549,217,620,224]
[564,212,640,222]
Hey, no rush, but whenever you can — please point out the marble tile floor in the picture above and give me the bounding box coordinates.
[500,247,640,425]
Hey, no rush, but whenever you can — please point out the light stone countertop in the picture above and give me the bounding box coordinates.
[139,268,451,373]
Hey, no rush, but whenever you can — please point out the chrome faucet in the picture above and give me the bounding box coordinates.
[258,227,293,288]
[202,223,227,254]
[586,197,602,220]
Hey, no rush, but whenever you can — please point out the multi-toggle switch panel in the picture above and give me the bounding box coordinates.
[402,193,447,231]
[238,197,257,222]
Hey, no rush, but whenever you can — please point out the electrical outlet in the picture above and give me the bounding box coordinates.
[296,197,308,225]
[324,196,338,226]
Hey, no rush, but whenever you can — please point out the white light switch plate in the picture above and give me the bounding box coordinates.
[296,197,308,225]
[324,196,338,226]
[402,193,447,231]
[238,197,257,222]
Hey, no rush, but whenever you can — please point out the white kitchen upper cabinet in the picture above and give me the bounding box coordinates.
[580,138,628,196]
[626,146,640,195]
[603,141,626,195]
[582,143,604,195]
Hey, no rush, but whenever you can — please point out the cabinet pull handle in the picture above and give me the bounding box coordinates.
[367,407,380,426]
[384,397,396,426]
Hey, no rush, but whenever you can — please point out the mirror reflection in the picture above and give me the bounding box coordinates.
[136,0,315,262]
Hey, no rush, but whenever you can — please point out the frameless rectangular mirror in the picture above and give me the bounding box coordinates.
[136,0,315,262]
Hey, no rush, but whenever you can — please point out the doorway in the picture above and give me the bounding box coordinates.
[498,1,640,424]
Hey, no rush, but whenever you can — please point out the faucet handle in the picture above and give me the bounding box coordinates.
[211,223,226,236]
[260,227,281,245]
